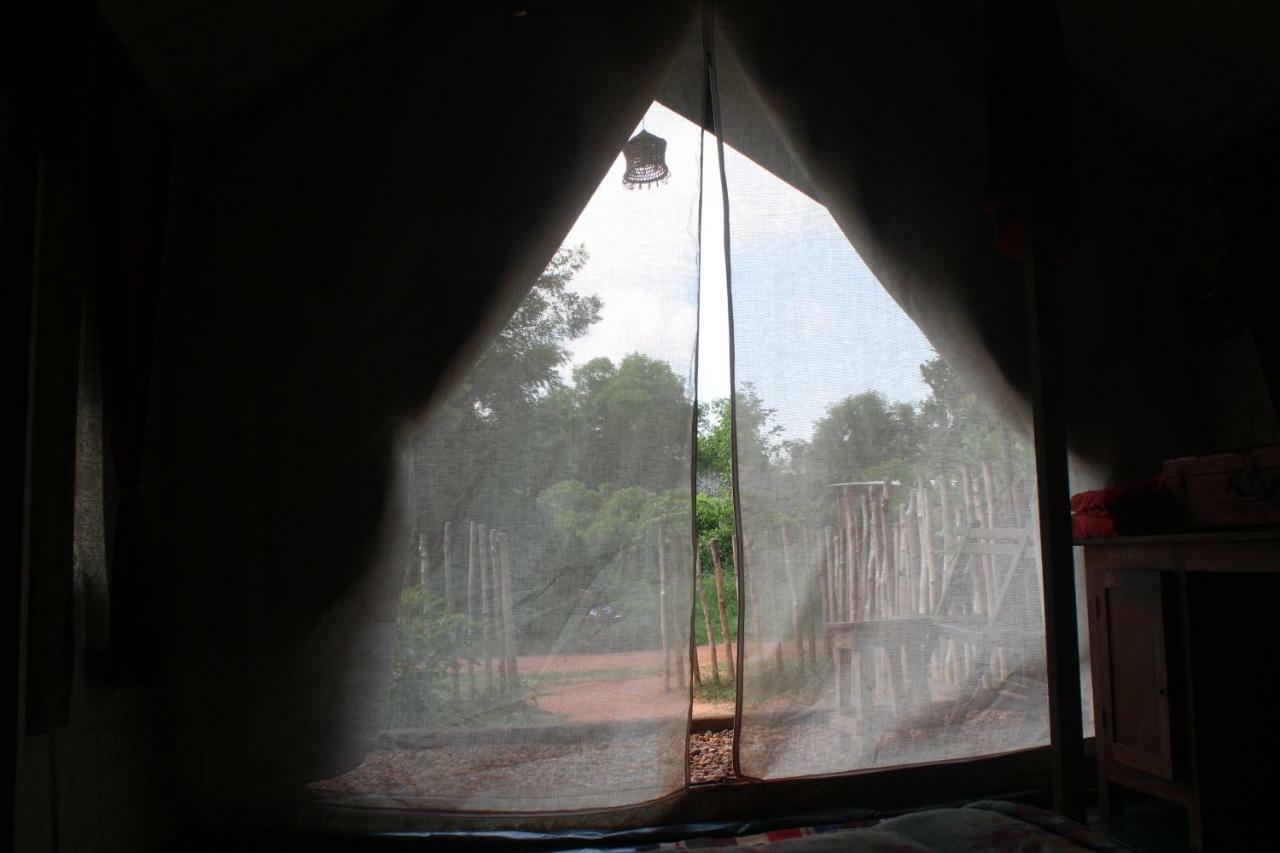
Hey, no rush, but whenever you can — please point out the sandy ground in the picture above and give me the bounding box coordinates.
[511,644,735,721]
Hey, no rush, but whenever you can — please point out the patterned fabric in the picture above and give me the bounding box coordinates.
[633,801,1132,851]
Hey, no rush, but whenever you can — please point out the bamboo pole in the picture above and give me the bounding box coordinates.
[822,525,835,624]
[962,467,976,527]
[478,523,493,692]
[764,545,786,677]
[938,469,953,565]
[801,526,816,667]
[842,487,857,622]
[981,460,1000,531]
[880,481,894,618]
[709,539,734,675]
[919,477,938,613]
[490,527,508,692]
[780,527,805,672]
[696,570,720,684]
[443,522,460,700]
[833,528,845,622]
[658,525,670,692]
[1012,475,1029,530]
[832,525,844,624]
[442,522,453,614]
[418,532,429,595]
[980,461,1000,617]
[906,493,922,615]
[962,471,986,616]
[770,580,786,675]
[818,529,834,661]
[498,532,519,697]
[896,501,908,616]
[859,493,870,619]
[834,491,846,621]
[668,536,685,689]
[690,553,703,690]
[691,635,703,688]
[737,532,752,666]
[467,521,477,697]
[970,483,993,617]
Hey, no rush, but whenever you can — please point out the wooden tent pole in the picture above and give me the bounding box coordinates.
[1025,224,1086,820]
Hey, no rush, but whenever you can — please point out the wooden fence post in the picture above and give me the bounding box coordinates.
[819,525,831,625]
[780,527,805,673]
[498,532,519,697]
[489,527,508,692]
[443,522,460,700]
[919,477,938,612]
[709,540,734,675]
[467,521,477,697]
[478,523,493,692]
[696,569,719,684]
[658,525,670,692]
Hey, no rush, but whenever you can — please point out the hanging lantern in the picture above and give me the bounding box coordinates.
[622,130,670,189]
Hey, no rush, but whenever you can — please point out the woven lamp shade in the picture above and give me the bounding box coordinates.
[622,130,670,188]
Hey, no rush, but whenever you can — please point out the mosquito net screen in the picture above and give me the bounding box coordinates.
[712,48,1053,781]
[308,102,702,811]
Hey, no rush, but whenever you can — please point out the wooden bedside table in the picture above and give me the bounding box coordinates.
[1081,532,1280,851]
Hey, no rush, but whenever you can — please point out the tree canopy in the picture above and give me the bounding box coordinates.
[408,243,1027,654]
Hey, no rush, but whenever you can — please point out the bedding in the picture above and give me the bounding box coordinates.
[632,801,1131,851]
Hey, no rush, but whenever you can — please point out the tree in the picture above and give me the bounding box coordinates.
[808,391,920,484]
[570,353,692,492]
[412,245,602,521]
[696,399,732,497]
[696,384,784,492]
[917,356,1026,470]
[467,244,600,416]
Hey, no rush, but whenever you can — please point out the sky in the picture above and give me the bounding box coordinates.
[553,103,937,441]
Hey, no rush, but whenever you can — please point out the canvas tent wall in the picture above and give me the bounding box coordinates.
[9,0,1280,848]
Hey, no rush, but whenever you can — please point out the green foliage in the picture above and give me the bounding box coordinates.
[807,391,920,483]
[696,399,733,495]
[693,491,737,648]
[692,662,736,703]
[386,586,470,727]
[405,234,1031,703]
[784,357,1033,496]
[469,244,600,416]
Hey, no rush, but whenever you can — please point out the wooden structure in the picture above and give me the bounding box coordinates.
[412,521,523,701]
[931,527,1042,697]
[827,525,1041,757]
[1083,532,1280,851]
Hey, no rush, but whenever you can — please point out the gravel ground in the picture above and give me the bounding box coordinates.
[310,727,740,804]
[310,731,687,811]
[689,730,735,784]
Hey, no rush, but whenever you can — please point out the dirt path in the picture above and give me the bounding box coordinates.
[514,645,734,722]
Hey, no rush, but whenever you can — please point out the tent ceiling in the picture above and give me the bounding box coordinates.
[1057,0,1280,165]
[96,0,399,122]
[100,1,1280,168]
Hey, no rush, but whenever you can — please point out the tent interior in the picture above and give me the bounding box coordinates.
[8,1,1280,850]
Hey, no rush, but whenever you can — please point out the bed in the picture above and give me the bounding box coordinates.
[629,801,1131,852]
